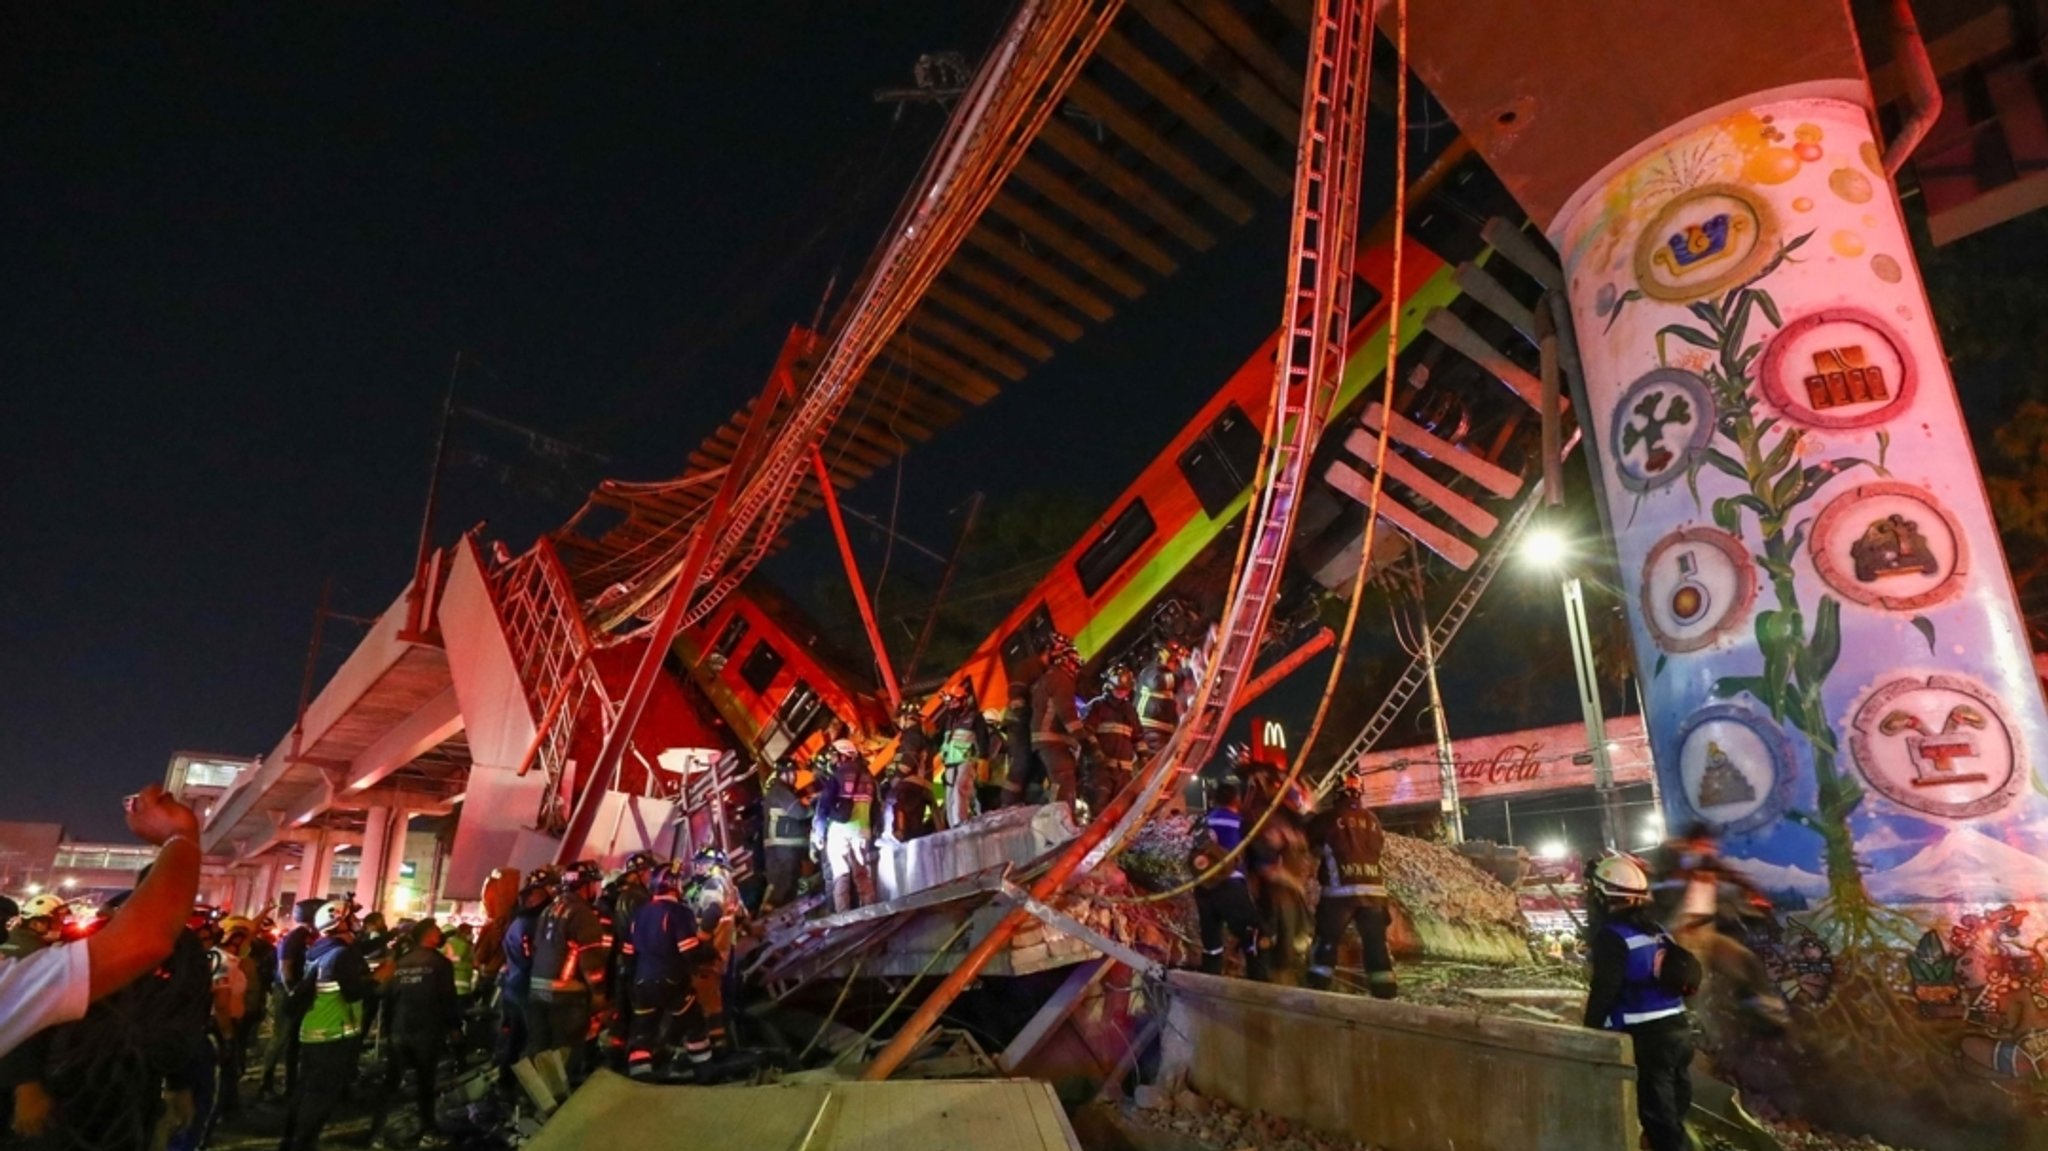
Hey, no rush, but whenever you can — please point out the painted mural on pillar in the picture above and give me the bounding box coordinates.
[1558,95,2048,1132]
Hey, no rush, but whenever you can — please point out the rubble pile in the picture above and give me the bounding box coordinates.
[1118,811,1203,891]
[1127,1085,1386,1151]
[1395,958,1586,1018]
[1063,861,1202,968]
[1755,1122,1920,1151]
[1380,834,1530,964]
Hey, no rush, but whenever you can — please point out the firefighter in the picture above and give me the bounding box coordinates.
[1583,855,1695,1151]
[891,698,933,802]
[1189,779,1268,981]
[1083,665,1142,817]
[494,867,556,1076]
[995,682,1034,808]
[1029,633,1094,812]
[884,751,937,843]
[932,682,990,828]
[1643,822,1786,1032]
[1306,774,1396,997]
[368,919,459,1149]
[760,759,812,912]
[603,851,658,1062]
[686,849,745,1054]
[285,901,381,1151]
[1135,641,1189,753]
[811,739,877,912]
[525,860,610,1082]
[626,863,711,1078]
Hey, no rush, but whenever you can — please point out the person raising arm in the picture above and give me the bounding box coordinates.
[0,785,202,1058]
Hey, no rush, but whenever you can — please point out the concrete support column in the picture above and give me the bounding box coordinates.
[1554,89,2048,1137]
[380,809,412,916]
[302,829,344,901]
[356,806,395,912]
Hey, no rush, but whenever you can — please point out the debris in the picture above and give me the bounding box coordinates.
[1061,861,1202,968]
[1120,1086,1387,1151]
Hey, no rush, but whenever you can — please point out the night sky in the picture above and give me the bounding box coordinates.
[3,5,1352,841]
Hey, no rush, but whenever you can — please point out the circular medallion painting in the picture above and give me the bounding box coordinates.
[1632,184,1777,302]
[1641,527,1755,653]
[1675,705,1794,835]
[1809,482,1966,612]
[1611,369,1714,493]
[1848,673,2021,819]
[1758,308,1915,430]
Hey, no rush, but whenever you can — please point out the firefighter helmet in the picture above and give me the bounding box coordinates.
[1044,632,1081,671]
[1108,665,1136,696]
[830,738,861,761]
[651,860,687,893]
[313,900,356,936]
[1159,640,1190,664]
[219,915,257,941]
[1589,854,1650,903]
[521,866,561,901]
[897,697,923,720]
[772,757,799,779]
[561,860,604,890]
[939,681,973,709]
[691,847,731,878]
[622,851,660,877]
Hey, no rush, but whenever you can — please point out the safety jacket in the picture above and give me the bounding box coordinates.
[1135,661,1180,736]
[628,894,703,986]
[530,892,607,999]
[764,779,810,848]
[815,754,875,830]
[1600,921,1688,1029]
[442,932,476,995]
[1030,663,1085,749]
[1084,692,1142,766]
[935,704,989,769]
[298,937,371,1044]
[886,773,936,841]
[1193,807,1247,884]
[1312,800,1388,898]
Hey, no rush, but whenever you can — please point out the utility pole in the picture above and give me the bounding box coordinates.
[1408,551,1462,843]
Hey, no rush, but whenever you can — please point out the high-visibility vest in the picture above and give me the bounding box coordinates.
[298,947,362,1044]
[443,934,476,995]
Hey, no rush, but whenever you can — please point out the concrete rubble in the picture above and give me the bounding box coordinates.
[1122,1084,1387,1151]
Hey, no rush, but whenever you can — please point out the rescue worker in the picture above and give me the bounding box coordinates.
[625,863,710,1078]
[259,898,325,1102]
[1644,821,1787,1032]
[368,919,459,1149]
[440,921,478,1065]
[1583,855,1695,1151]
[1083,666,1143,817]
[891,698,933,796]
[1,895,69,1141]
[495,868,556,1076]
[976,707,1010,813]
[760,759,811,912]
[811,739,877,912]
[686,849,745,1053]
[1029,633,1093,812]
[1188,780,1268,981]
[603,852,658,1062]
[932,682,990,828]
[525,860,610,1082]
[1305,775,1396,997]
[884,752,937,844]
[1135,641,1188,753]
[995,682,1034,808]
[209,916,257,1123]
[286,900,381,1151]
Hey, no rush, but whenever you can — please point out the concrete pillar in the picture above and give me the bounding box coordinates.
[356,806,395,913]
[379,810,412,916]
[1555,89,2048,1136]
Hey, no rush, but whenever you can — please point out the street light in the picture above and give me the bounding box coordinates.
[1522,526,1623,850]
[24,883,42,895]
[60,877,76,889]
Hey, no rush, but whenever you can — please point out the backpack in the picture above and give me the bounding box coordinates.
[1653,933,1703,999]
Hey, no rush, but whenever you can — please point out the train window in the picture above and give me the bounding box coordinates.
[1347,279,1385,329]
[761,679,827,763]
[1001,603,1057,682]
[1075,499,1157,597]
[737,640,784,695]
[1178,403,1264,518]
[710,613,750,665]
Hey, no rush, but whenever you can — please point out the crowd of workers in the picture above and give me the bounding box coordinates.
[0,629,1782,1151]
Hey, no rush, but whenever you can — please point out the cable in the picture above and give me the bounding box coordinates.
[1099,0,1412,903]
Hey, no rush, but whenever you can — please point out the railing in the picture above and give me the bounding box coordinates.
[488,538,621,832]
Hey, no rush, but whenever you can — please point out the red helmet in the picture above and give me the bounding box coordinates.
[1108,666,1136,696]
[1045,632,1080,671]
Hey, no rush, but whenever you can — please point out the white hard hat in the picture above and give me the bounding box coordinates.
[1590,854,1651,903]
[314,899,356,935]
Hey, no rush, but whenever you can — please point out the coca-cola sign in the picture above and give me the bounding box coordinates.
[1355,716,1654,808]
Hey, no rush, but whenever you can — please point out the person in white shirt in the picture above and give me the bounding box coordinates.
[0,785,201,1059]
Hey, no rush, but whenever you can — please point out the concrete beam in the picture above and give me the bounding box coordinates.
[342,684,463,796]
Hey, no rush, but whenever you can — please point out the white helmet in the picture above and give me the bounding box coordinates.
[1590,854,1650,903]
[313,899,356,935]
